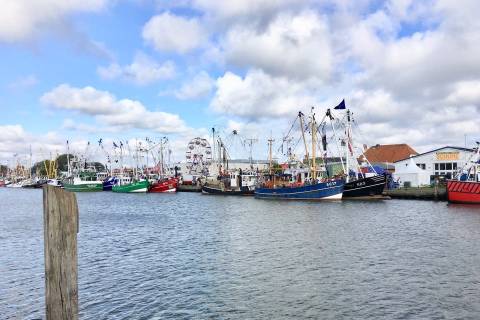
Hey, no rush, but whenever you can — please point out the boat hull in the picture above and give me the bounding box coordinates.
[112,180,149,193]
[102,177,118,191]
[202,185,255,196]
[149,178,177,193]
[343,175,386,198]
[255,179,344,200]
[447,180,480,204]
[64,182,103,192]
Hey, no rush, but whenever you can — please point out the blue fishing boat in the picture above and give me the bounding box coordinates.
[255,179,344,200]
[255,108,345,200]
[102,176,118,191]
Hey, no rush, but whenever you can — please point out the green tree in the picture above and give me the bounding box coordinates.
[56,154,74,172]
[0,165,8,176]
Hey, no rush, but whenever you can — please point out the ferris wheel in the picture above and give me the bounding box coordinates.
[186,137,212,174]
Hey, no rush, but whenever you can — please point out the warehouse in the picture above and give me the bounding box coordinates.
[393,146,475,186]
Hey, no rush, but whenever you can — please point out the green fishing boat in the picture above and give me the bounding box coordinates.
[63,172,103,192]
[112,178,149,193]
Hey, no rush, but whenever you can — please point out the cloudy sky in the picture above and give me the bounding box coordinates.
[1,0,479,164]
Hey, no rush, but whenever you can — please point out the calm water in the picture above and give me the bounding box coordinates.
[1,188,480,319]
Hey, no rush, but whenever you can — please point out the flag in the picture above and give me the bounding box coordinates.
[113,142,118,148]
[334,99,346,110]
[326,108,334,120]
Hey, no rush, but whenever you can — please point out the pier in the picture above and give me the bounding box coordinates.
[384,185,446,201]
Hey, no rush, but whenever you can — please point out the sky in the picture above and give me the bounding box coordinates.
[1,0,480,165]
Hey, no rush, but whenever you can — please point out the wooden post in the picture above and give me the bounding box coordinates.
[43,185,79,320]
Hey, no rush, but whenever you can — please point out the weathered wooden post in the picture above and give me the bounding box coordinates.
[43,185,79,320]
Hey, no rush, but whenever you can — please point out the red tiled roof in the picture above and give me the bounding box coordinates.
[359,144,418,164]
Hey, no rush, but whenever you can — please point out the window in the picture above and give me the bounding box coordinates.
[435,163,439,170]
[453,163,457,170]
[440,163,446,170]
[446,163,452,170]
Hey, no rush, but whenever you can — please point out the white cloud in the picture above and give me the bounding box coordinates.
[0,0,109,42]
[7,74,38,91]
[41,84,117,115]
[142,12,207,53]
[223,10,333,80]
[191,0,307,22]
[0,124,67,163]
[211,69,315,118]
[41,84,188,133]
[445,81,480,106]
[97,52,176,85]
[174,71,214,100]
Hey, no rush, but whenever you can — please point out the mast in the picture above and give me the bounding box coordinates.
[299,112,310,170]
[311,108,316,181]
[212,128,217,175]
[66,140,71,177]
[346,110,350,182]
[160,138,165,176]
[268,135,274,175]
[29,145,32,179]
[244,137,258,169]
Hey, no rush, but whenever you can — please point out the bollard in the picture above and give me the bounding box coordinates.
[43,186,79,320]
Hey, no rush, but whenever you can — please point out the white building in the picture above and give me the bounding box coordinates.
[394,146,475,186]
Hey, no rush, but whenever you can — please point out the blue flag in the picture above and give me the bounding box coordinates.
[334,99,346,110]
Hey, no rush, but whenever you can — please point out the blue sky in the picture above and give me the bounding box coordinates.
[1,0,480,164]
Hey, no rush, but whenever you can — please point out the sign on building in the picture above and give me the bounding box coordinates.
[436,152,459,161]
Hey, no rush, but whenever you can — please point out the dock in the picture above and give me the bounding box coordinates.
[177,184,201,192]
[384,186,446,201]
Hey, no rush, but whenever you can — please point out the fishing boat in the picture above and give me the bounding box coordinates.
[447,144,480,204]
[112,176,149,193]
[149,177,177,193]
[202,170,256,196]
[63,171,103,192]
[324,106,387,199]
[102,176,118,191]
[343,174,387,198]
[46,179,62,187]
[202,130,259,195]
[255,109,344,200]
[256,178,344,200]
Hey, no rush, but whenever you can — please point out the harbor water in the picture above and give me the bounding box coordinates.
[1,188,480,319]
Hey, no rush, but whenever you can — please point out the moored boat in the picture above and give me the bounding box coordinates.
[321,106,387,199]
[102,176,118,191]
[112,179,149,193]
[149,177,177,193]
[63,171,103,192]
[202,170,257,196]
[255,179,344,200]
[63,174,103,192]
[447,144,480,204]
[255,108,345,200]
[343,174,386,198]
[447,180,480,204]
[46,179,62,187]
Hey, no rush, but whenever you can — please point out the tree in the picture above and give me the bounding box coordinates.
[0,165,7,177]
[56,154,74,172]
[31,160,57,177]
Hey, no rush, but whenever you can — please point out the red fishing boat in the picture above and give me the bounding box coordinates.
[447,180,480,204]
[447,144,480,204]
[148,177,178,193]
